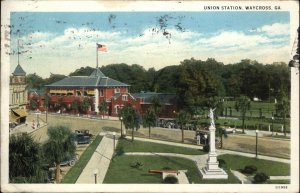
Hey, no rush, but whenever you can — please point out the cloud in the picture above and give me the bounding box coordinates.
[197,31,272,49]
[13,25,290,77]
[256,23,290,37]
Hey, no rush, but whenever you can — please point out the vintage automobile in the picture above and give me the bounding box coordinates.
[71,132,91,145]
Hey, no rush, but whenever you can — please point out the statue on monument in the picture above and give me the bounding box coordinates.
[209,108,216,128]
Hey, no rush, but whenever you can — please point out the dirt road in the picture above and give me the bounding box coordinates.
[27,113,290,158]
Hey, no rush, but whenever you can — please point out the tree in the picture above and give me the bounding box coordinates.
[275,92,290,136]
[175,110,190,143]
[235,96,251,133]
[57,97,66,113]
[44,73,66,86]
[142,108,157,138]
[43,126,75,183]
[80,98,92,113]
[98,100,107,118]
[30,97,39,110]
[9,134,47,183]
[150,96,162,116]
[71,100,80,114]
[120,105,140,141]
[216,127,228,149]
[177,59,223,112]
[44,94,50,109]
[26,73,45,90]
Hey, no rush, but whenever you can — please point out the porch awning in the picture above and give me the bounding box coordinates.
[87,90,95,95]
[12,108,28,117]
[9,112,19,123]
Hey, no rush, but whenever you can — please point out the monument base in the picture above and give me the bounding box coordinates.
[200,166,228,179]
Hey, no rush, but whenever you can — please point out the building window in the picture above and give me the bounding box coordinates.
[76,91,81,96]
[100,89,104,97]
[114,88,120,93]
[122,95,128,101]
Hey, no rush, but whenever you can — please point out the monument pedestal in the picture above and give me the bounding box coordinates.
[200,152,228,179]
[200,115,228,179]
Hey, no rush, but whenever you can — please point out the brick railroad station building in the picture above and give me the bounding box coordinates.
[42,68,177,118]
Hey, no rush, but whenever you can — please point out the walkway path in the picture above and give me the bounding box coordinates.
[76,133,118,184]
[75,133,289,184]
[230,169,252,184]
[134,137,290,164]
[217,149,290,164]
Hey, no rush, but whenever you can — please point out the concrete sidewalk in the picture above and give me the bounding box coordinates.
[133,136,290,164]
[217,149,290,164]
[76,133,118,184]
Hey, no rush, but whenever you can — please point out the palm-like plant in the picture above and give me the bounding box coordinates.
[43,126,75,183]
[142,108,157,138]
[175,110,190,143]
[235,96,251,133]
[150,96,162,116]
[216,127,228,149]
[121,105,140,142]
[9,134,40,181]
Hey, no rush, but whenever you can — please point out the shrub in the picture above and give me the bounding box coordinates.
[218,159,226,168]
[203,145,210,152]
[241,165,257,174]
[253,172,269,184]
[163,175,178,184]
[241,165,256,174]
[130,161,143,169]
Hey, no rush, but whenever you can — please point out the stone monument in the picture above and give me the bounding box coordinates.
[200,108,228,179]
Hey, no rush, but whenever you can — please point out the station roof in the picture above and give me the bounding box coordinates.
[46,68,130,88]
[132,92,177,105]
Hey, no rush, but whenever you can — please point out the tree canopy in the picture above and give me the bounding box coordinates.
[26,58,290,112]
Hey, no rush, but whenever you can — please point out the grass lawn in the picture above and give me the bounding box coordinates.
[61,135,103,183]
[218,154,290,176]
[117,138,205,155]
[104,155,199,183]
[104,155,239,184]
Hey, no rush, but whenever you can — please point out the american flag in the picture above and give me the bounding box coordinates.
[96,43,108,52]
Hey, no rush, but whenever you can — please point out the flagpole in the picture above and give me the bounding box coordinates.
[96,43,98,68]
[18,39,20,65]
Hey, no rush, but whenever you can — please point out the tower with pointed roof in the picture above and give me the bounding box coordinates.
[9,64,28,125]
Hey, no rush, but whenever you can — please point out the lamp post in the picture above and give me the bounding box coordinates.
[93,169,98,184]
[255,129,259,158]
[120,117,123,137]
[271,116,274,136]
[113,132,116,154]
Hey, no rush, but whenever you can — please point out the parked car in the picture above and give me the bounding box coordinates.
[75,129,93,137]
[60,155,77,166]
[71,133,91,145]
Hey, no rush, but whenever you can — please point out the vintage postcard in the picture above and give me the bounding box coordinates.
[1,0,299,192]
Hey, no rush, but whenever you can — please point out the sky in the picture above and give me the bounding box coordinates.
[9,11,290,77]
